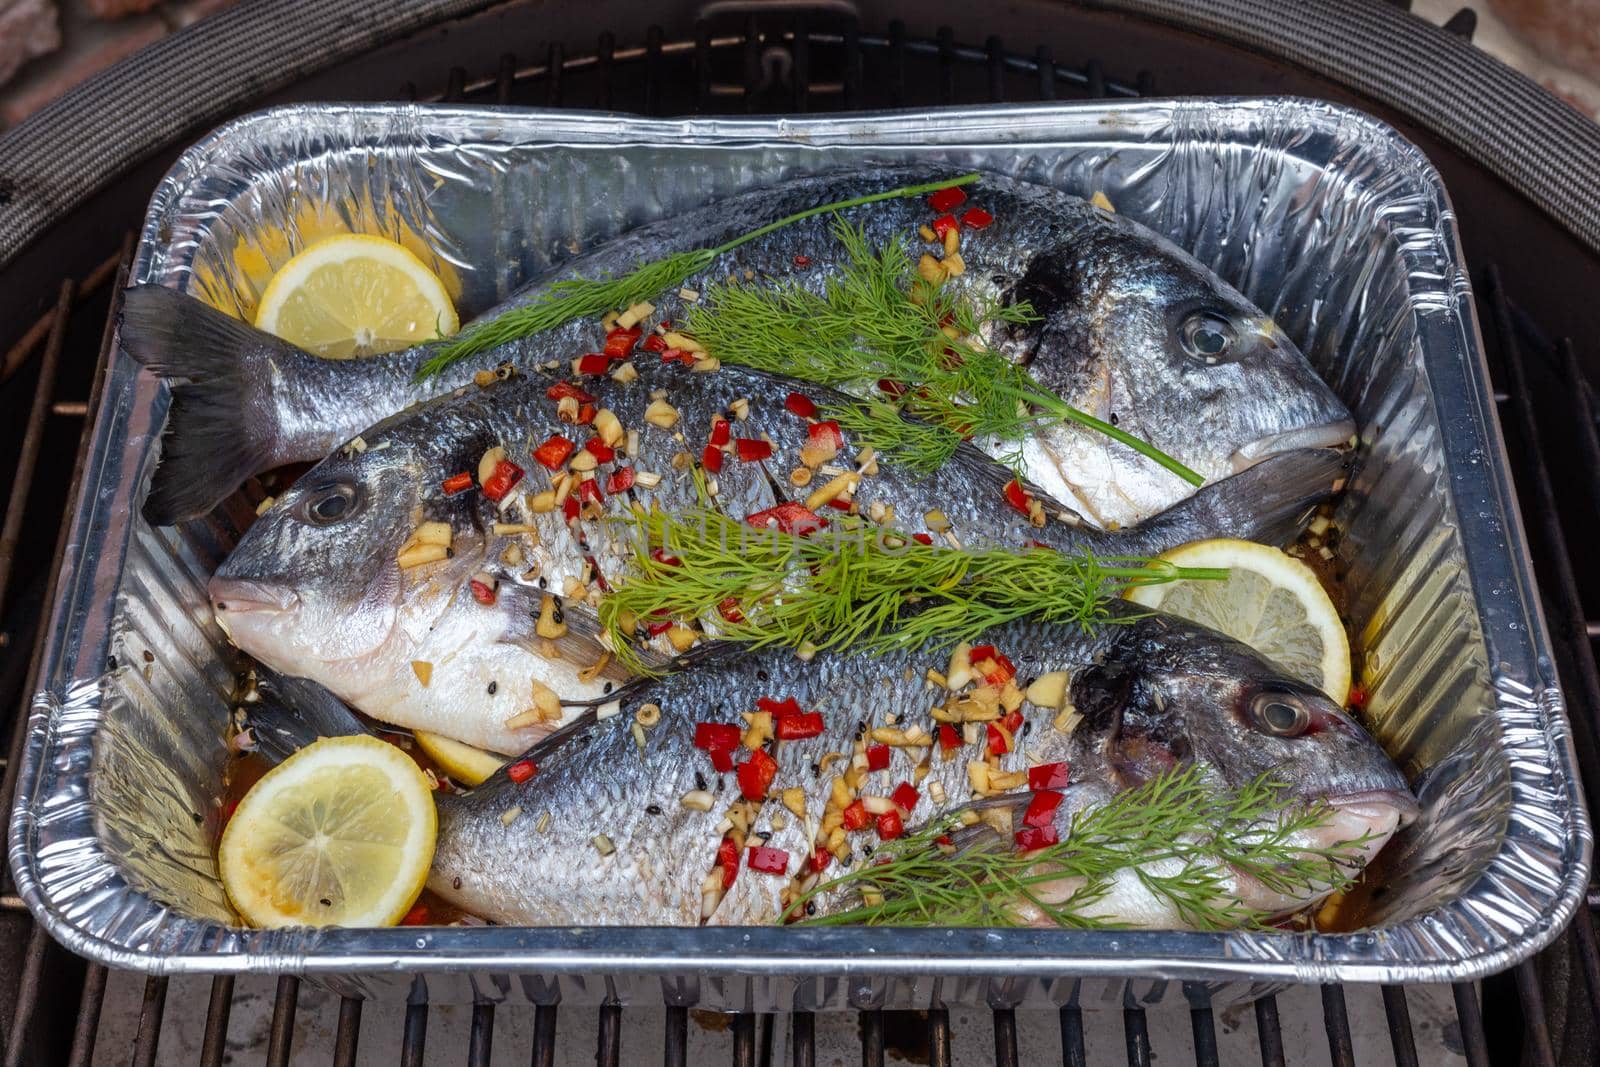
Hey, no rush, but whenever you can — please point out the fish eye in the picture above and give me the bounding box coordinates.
[298,482,360,526]
[1248,692,1311,737]
[1178,310,1237,364]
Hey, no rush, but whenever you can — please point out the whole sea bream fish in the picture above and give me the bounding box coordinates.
[121,167,1352,529]
[417,604,1415,928]
[209,350,1347,754]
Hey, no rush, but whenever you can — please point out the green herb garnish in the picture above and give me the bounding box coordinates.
[687,218,1203,486]
[599,508,1224,675]
[784,764,1373,930]
[415,174,984,380]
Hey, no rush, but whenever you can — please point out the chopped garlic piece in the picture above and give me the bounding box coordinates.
[1026,671,1070,711]
[415,521,452,547]
[478,446,507,486]
[398,543,448,569]
[411,661,433,686]
[591,834,615,856]
[634,470,662,489]
[611,363,639,384]
[594,408,624,446]
[500,805,522,826]
[678,288,700,302]
[254,496,276,515]
[536,594,567,639]
[681,789,715,812]
[616,301,655,330]
[661,331,705,354]
[1090,190,1115,212]
[644,398,680,429]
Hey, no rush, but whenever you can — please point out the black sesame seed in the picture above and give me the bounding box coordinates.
[603,682,614,694]
[487,680,498,695]
[810,762,821,777]
[1109,412,1119,426]
[861,844,873,857]
[106,655,118,670]
[646,804,662,815]
[538,576,548,589]
[452,877,462,890]
[320,898,332,906]
[695,771,708,791]
[805,902,817,916]
[1021,721,1032,736]
[756,670,769,682]
[142,650,154,663]
[190,812,202,824]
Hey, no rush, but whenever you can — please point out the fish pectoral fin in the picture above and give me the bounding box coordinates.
[495,583,667,680]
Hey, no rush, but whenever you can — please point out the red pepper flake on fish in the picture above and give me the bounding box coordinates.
[735,438,773,462]
[737,748,779,800]
[441,471,473,495]
[1014,825,1058,853]
[506,759,537,783]
[745,502,827,537]
[533,435,575,470]
[746,845,789,875]
[784,392,817,419]
[1022,790,1063,828]
[604,326,642,358]
[866,743,890,771]
[1028,762,1070,790]
[546,381,595,403]
[960,206,993,229]
[928,185,967,212]
[717,836,740,889]
[481,459,524,502]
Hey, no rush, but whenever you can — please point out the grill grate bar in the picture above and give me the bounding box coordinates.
[199,977,234,1067]
[132,977,168,1067]
[928,1007,951,1067]
[531,1003,557,1067]
[790,1010,814,1067]
[1059,1005,1086,1067]
[1573,905,1600,1029]
[1122,1005,1151,1067]
[598,1000,622,1066]
[1254,995,1285,1067]
[1452,983,1491,1067]
[1514,963,1557,1067]
[266,975,298,1067]
[1189,1003,1219,1067]
[732,1009,755,1067]
[861,1008,884,1067]
[665,1004,688,1067]
[64,964,106,1067]
[1381,987,1420,1067]
[401,1000,427,1066]
[333,995,362,1066]
[993,1006,1019,1067]
[1321,985,1355,1067]
[469,1001,494,1066]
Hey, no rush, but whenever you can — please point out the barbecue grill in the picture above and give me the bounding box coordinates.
[3,2,1599,1064]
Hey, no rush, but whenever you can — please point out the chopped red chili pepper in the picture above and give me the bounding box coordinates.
[735,438,773,462]
[547,380,596,403]
[1028,762,1070,791]
[1348,685,1367,708]
[807,420,843,451]
[745,502,827,537]
[775,712,825,740]
[701,445,724,473]
[469,579,496,606]
[1003,478,1032,516]
[604,326,642,358]
[746,845,789,875]
[876,809,905,840]
[784,392,817,418]
[709,418,731,447]
[1023,790,1064,829]
[809,846,832,873]
[931,213,959,239]
[960,206,994,229]
[481,458,524,502]
[938,723,961,751]
[878,378,908,398]
[912,533,934,546]
[842,799,870,831]
[694,723,741,751]
[711,748,735,773]
[650,548,682,567]
[662,348,697,365]
[562,495,580,521]
[718,836,740,889]
[441,471,473,495]
[717,597,744,623]
[824,497,854,512]
[866,744,891,771]
[575,403,597,425]
[793,254,812,267]
[891,782,920,813]
[400,903,431,926]
[575,353,610,376]
[605,467,635,495]
[1014,824,1059,852]
[533,435,576,470]
[756,696,803,717]
[1002,709,1023,734]
[575,478,604,505]
[506,759,537,784]
[642,332,668,353]
[986,722,1011,757]
[928,185,968,212]
[646,617,673,637]
[969,644,1017,684]
[737,748,779,800]
[584,438,616,463]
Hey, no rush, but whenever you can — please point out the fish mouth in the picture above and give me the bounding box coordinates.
[1328,787,1421,831]
[208,577,300,617]
[1229,418,1357,473]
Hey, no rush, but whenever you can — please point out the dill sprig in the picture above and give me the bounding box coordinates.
[598,508,1225,675]
[784,764,1375,930]
[686,219,1205,486]
[415,174,984,380]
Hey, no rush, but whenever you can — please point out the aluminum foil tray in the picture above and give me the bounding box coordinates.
[8,100,1590,1010]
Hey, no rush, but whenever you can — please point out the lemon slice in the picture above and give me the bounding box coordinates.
[254,234,458,359]
[1124,538,1351,701]
[413,729,505,787]
[219,735,436,927]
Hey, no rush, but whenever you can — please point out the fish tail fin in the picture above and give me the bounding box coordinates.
[119,285,308,525]
[1135,447,1350,550]
[245,670,374,764]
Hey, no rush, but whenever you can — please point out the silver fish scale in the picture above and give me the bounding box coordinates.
[429,614,1113,927]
